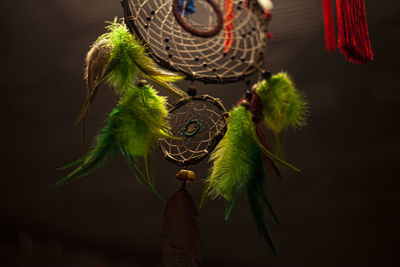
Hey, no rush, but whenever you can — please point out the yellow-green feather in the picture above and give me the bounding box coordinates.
[113,84,170,156]
[203,105,279,255]
[56,84,168,201]
[96,19,186,97]
[256,72,308,134]
[96,19,138,95]
[206,106,258,202]
[55,115,118,186]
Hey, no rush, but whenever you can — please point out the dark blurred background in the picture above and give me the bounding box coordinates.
[1,0,400,266]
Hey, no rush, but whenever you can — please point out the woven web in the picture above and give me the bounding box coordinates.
[159,96,228,166]
[123,0,267,83]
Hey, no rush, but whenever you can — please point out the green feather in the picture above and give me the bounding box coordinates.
[55,115,118,186]
[225,199,236,221]
[113,84,170,156]
[247,153,281,227]
[247,171,276,256]
[256,72,308,134]
[202,105,280,255]
[75,18,186,126]
[253,134,301,172]
[206,106,258,202]
[56,158,84,171]
[120,147,165,203]
[97,18,186,97]
[257,188,281,227]
[57,84,168,200]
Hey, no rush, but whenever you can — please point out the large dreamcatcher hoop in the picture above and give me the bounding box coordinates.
[122,0,267,83]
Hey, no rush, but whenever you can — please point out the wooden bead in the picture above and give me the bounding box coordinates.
[138,79,148,86]
[176,170,195,183]
[238,98,250,108]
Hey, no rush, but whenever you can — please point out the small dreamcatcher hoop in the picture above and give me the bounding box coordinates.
[159,95,229,166]
[122,0,267,83]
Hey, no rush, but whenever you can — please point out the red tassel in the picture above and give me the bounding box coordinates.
[322,0,336,53]
[223,0,234,54]
[336,0,374,64]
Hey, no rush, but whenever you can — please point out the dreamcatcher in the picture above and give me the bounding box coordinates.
[120,0,303,262]
[56,0,374,264]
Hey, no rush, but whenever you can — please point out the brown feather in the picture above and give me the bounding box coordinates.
[250,91,264,123]
[74,77,108,126]
[250,93,282,181]
[84,39,112,94]
[75,40,112,126]
[255,122,281,181]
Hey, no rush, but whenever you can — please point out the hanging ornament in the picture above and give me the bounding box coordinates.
[57,0,313,260]
[322,0,374,64]
[322,0,336,53]
[336,0,374,64]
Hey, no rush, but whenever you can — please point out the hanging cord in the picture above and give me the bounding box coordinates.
[187,80,197,97]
